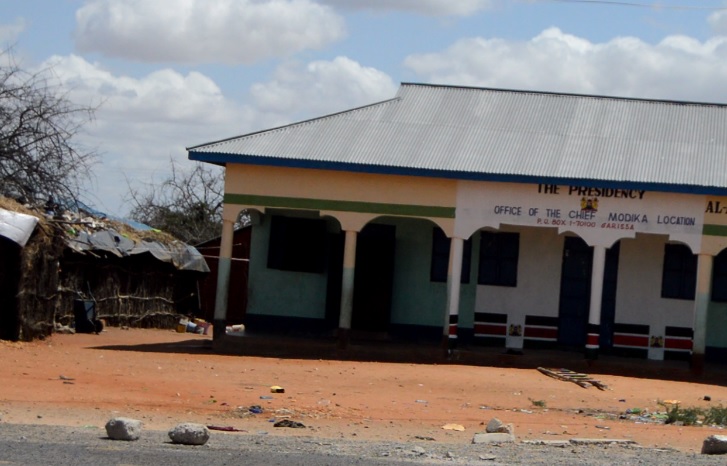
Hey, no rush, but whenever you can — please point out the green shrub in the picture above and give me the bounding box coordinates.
[704,405,727,426]
[659,402,702,426]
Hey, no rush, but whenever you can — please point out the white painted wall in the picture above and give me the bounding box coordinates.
[615,234,694,333]
[473,225,564,325]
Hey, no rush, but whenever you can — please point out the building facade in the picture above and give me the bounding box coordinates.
[188,83,727,368]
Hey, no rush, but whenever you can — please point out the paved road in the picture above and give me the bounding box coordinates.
[0,423,724,465]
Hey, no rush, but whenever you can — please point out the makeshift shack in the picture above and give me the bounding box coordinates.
[195,227,250,325]
[0,197,210,341]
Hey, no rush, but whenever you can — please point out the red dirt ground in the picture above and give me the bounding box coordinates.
[1,327,726,454]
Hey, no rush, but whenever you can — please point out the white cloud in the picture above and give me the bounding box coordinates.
[250,56,397,118]
[403,27,727,103]
[0,18,26,45]
[36,55,256,214]
[322,0,494,16]
[74,0,346,65]
[708,10,727,35]
[29,54,394,214]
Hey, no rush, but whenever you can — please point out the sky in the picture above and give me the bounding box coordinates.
[3,0,727,216]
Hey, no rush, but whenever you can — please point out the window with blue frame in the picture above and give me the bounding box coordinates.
[711,249,727,302]
[430,227,471,283]
[477,231,519,287]
[661,243,697,300]
[267,215,327,273]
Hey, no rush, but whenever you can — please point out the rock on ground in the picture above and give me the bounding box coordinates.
[105,417,142,441]
[168,423,210,445]
[485,417,514,434]
[702,435,727,455]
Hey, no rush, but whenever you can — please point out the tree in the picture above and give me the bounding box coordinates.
[126,160,230,245]
[0,49,97,207]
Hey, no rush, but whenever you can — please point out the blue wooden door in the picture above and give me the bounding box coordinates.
[558,237,593,347]
[558,237,619,348]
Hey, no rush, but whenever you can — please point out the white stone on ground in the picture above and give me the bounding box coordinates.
[168,423,210,445]
[472,432,516,444]
[105,417,142,441]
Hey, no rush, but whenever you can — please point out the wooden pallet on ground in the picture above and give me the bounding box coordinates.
[537,367,608,390]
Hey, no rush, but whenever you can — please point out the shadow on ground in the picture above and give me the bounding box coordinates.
[90,331,727,387]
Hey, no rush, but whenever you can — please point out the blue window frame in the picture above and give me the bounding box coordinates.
[477,232,519,287]
[711,249,727,302]
[661,243,696,300]
[267,215,327,274]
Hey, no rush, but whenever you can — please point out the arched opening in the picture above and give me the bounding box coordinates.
[197,208,258,325]
[332,215,454,340]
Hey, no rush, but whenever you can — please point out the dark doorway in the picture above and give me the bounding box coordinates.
[351,223,396,333]
[0,238,21,340]
[599,241,620,349]
[325,231,344,328]
[558,237,619,348]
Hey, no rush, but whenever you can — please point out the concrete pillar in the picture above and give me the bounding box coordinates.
[692,253,713,374]
[442,236,464,351]
[212,219,235,340]
[585,245,606,360]
[337,230,358,348]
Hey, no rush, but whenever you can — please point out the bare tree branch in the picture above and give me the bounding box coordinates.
[0,48,97,207]
[126,159,237,244]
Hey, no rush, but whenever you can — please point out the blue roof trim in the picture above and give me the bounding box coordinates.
[188,150,727,197]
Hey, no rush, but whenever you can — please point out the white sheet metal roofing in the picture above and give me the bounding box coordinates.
[188,83,727,194]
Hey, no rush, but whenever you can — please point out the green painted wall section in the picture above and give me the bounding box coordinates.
[707,301,727,348]
[382,217,477,329]
[703,224,727,237]
[246,213,330,320]
[225,193,455,218]
[245,213,475,330]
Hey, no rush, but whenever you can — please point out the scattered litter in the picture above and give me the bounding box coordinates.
[260,396,273,400]
[415,399,428,404]
[442,423,465,431]
[249,406,263,414]
[414,435,435,441]
[270,386,285,393]
[537,367,608,390]
[225,324,245,336]
[59,375,74,381]
[176,318,209,335]
[595,425,611,430]
[273,419,305,428]
[704,396,712,401]
[207,425,246,432]
[662,400,681,406]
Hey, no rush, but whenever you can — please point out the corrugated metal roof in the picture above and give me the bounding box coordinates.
[188,83,727,193]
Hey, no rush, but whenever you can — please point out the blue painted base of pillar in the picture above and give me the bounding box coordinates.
[691,353,705,376]
[439,335,458,358]
[213,319,226,340]
[337,328,350,350]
